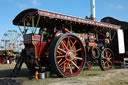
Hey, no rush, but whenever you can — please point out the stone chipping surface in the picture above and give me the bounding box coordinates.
[0,79,21,85]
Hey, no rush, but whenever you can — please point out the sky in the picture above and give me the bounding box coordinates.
[0,0,128,39]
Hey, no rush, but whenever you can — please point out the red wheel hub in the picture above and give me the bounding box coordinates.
[65,51,75,62]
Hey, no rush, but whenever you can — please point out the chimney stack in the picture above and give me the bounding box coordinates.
[91,0,96,21]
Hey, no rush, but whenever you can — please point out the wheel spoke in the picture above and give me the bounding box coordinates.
[60,41,65,50]
[107,62,110,67]
[59,60,66,66]
[73,48,82,53]
[74,57,82,60]
[58,47,67,53]
[73,59,77,65]
[64,62,69,72]
[63,63,66,72]
[74,53,78,56]
[67,37,71,50]
[104,61,107,64]
[109,61,112,64]
[71,61,73,70]
[72,61,79,70]
[109,54,112,57]
[102,56,107,60]
[61,41,69,51]
[109,57,112,60]
[57,50,63,55]
[71,40,77,49]
[106,51,108,57]
[70,40,76,50]
[57,55,65,59]
[58,58,62,64]
[67,38,69,49]
[69,62,73,74]
[104,61,109,67]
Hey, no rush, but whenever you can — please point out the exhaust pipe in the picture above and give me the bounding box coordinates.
[91,0,96,21]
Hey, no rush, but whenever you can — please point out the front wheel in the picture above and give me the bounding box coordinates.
[49,33,87,77]
[99,48,113,71]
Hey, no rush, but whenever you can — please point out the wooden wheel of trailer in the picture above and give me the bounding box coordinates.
[48,33,86,77]
[99,48,113,71]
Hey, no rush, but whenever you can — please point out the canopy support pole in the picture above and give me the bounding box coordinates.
[34,15,40,34]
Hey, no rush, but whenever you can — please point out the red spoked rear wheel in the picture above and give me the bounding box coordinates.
[49,33,86,77]
[99,48,113,71]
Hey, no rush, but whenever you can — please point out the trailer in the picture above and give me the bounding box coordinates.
[101,17,128,66]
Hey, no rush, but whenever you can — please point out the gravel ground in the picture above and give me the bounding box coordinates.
[0,64,128,85]
[0,79,21,85]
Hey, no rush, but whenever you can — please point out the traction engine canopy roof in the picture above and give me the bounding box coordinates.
[13,8,120,30]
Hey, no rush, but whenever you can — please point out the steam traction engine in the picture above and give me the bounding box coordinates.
[11,8,120,77]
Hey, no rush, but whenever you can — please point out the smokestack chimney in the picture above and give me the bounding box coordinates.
[91,0,96,21]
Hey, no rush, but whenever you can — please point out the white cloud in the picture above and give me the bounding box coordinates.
[31,0,40,6]
[16,2,28,8]
[111,5,124,9]
[14,0,40,9]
